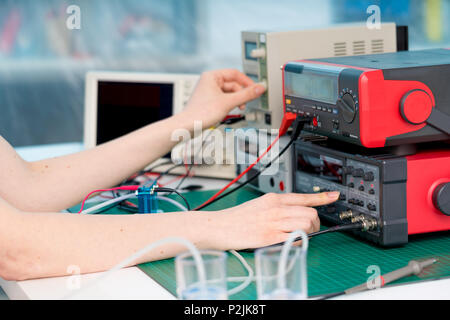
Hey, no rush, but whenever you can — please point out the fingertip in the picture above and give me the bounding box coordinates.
[254,84,266,96]
[326,191,340,200]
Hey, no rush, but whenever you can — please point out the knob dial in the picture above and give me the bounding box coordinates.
[250,48,266,59]
[343,166,354,175]
[363,172,375,182]
[352,168,364,178]
[338,93,357,123]
[433,183,450,216]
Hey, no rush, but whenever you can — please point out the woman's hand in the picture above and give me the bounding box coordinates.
[209,192,340,251]
[182,69,266,129]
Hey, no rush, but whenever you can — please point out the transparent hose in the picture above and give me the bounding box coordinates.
[156,196,188,212]
[80,193,135,214]
[227,250,254,296]
[80,194,188,215]
[64,236,207,300]
[277,230,308,290]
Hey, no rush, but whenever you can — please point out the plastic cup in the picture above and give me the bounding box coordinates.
[175,250,228,300]
[255,240,308,300]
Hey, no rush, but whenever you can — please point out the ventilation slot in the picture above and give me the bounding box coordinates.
[334,42,347,56]
[352,41,366,55]
[371,39,384,53]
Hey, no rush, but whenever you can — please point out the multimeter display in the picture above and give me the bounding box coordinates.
[284,69,338,104]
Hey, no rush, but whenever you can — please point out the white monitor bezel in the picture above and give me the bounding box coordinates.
[83,71,199,149]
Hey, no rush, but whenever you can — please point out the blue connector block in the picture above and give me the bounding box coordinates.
[137,186,158,214]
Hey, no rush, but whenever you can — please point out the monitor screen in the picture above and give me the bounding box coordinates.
[96,81,174,145]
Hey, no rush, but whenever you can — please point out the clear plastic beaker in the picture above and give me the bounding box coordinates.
[175,250,228,300]
[255,231,308,300]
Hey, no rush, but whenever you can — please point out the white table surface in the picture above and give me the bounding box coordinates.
[1,143,449,300]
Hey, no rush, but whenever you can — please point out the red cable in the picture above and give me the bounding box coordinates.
[193,134,281,210]
[193,112,298,211]
[77,186,139,213]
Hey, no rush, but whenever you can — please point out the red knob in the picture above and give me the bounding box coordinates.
[400,89,433,125]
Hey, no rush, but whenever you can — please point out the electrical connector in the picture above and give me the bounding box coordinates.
[137,184,158,214]
[339,210,354,220]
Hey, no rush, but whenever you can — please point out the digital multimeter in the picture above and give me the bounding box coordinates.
[283,49,450,148]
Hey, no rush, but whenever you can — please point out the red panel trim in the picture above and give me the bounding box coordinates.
[282,63,287,114]
[406,150,450,235]
[358,70,436,148]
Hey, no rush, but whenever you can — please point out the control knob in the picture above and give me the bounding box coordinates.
[250,48,266,59]
[337,93,357,123]
[433,183,450,216]
[352,168,364,178]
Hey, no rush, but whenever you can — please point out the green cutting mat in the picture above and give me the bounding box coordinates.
[77,188,450,299]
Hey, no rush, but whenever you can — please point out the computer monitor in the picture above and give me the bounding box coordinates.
[84,71,199,149]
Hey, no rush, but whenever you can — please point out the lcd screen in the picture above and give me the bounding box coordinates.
[297,152,343,184]
[284,70,338,104]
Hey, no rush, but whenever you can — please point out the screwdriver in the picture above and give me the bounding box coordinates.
[320,258,438,299]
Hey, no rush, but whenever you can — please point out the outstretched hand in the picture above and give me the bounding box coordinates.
[209,191,341,251]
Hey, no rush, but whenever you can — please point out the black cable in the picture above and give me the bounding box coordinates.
[154,187,191,211]
[307,222,365,239]
[194,116,312,211]
[241,222,366,253]
[154,163,185,182]
[276,222,365,247]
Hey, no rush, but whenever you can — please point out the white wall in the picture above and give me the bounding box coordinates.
[201,0,332,69]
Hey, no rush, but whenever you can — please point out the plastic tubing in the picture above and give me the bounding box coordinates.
[156,196,188,212]
[80,193,136,214]
[277,230,308,290]
[227,250,254,296]
[64,236,207,300]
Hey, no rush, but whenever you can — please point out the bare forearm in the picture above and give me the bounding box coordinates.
[1,209,219,281]
[22,113,194,211]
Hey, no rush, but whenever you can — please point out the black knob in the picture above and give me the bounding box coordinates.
[343,166,354,175]
[333,121,340,130]
[353,168,364,177]
[363,172,375,182]
[358,186,365,192]
[338,93,357,123]
[433,183,450,216]
[270,178,275,187]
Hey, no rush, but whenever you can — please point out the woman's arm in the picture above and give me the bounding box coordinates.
[0,69,265,212]
[0,192,339,281]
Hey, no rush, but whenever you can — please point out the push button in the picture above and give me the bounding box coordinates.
[353,168,364,177]
[363,172,375,182]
